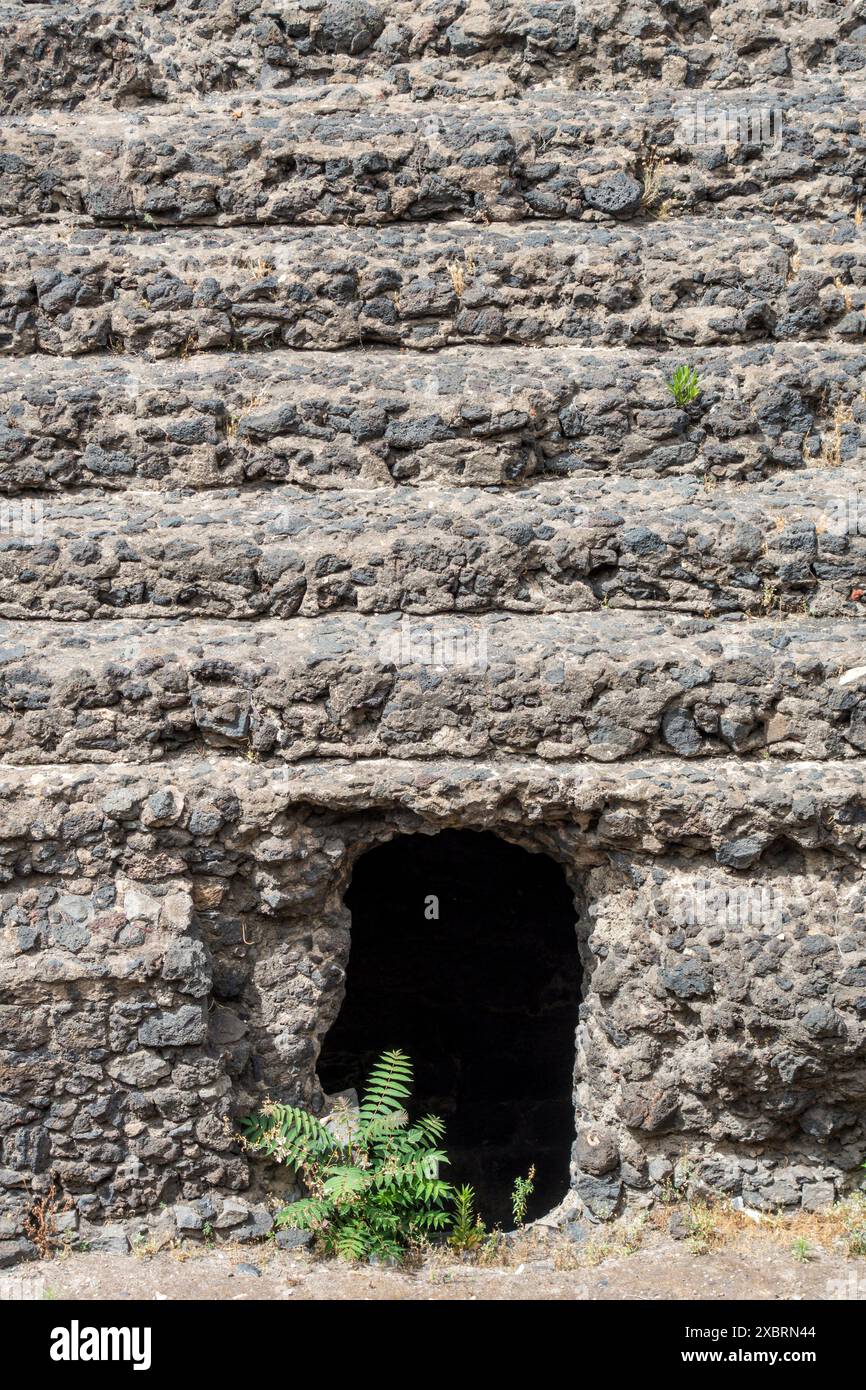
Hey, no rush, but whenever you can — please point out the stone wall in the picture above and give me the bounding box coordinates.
[1,759,864,1260]
[0,0,865,1264]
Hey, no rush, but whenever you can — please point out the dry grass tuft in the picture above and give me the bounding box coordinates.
[821,400,854,468]
[447,251,476,299]
[224,393,264,441]
[648,1190,866,1260]
[639,148,669,211]
[23,1173,74,1259]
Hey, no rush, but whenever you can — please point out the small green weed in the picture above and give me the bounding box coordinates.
[666,364,702,408]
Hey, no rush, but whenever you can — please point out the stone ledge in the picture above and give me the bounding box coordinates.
[0,471,863,620]
[1,86,863,228]
[2,217,865,359]
[2,342,865,494]
[0,612,864,765]
[0,753,864,860]
[0,0,859,113]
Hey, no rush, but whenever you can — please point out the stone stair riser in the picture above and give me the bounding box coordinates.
[2,91,863,228]
[1,614,864,765]
[1,1,860,111]
[2,220,865,359]
[0,475,864,620]
[2,345,864,492]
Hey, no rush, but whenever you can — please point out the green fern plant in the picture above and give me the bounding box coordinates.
[239,1050,453,1263]
[448,1184,487,1252]
[666,364,702,408]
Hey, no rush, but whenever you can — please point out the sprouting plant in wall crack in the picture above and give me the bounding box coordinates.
[666,364,702,408]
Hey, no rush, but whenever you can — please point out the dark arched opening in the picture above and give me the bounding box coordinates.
[318,830,581,1226]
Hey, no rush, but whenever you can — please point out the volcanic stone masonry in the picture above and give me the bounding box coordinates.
[0,0,865,1264]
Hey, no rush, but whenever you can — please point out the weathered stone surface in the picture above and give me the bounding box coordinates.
[0,1237,38,1267]
[0,471,863,621]
[573,1126,620,1176]
[84,1224,130,1254]
[138,1005,208,1047]
[2,218,865,361]
[274,1228,313,1251]
[574,1172,623,1220]
[0,1,860,113]
[0,613,865,766]
[1,88,863,230]
[105,1051,172,1087]
[0,0,864,1248]
[2,343,862,494]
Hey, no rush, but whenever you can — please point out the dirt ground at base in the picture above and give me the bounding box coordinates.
[7,1230,864,1302]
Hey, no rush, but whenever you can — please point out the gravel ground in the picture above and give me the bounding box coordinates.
[9,1231,863,1302]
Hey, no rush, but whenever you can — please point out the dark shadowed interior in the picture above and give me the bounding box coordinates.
[318,830,581,1226]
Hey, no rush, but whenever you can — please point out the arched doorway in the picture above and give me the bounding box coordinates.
[318,830,581,1226]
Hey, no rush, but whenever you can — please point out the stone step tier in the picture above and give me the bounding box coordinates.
[0,612,864,766]
[1,1,859,113]
[0,754,863,871]
[2,218,865,360]
[1,88,863,228]
[0,472,863,621]
[2,344,864,493]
